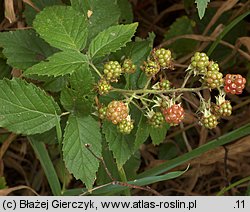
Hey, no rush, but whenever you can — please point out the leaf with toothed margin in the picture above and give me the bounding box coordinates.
[0,78,61,135]
[88,23,138,59]
[63,115,102,190]
[24,51,88,77]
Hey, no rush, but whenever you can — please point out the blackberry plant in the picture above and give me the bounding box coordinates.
[0,0,248,195]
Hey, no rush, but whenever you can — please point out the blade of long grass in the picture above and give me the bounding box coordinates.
[217,176,250,196]
[63,168,187,196]
[138,123,250,178]
[29,137,61,196]
[207,11,250,56]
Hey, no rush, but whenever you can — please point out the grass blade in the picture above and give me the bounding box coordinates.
[64,168,187,195]
[207,11,250,56]
[138,123,250,178]
[217,176,250,196]
[29,137,61,196]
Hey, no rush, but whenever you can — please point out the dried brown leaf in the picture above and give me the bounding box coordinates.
[4,0,16,23]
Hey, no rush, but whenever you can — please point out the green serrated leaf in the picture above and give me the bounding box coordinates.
[63,115,102,190]
[134,115,150,151]
[164,16,197,57]
[24,51,88,77]
[88,23,138,59]
[24,0,62,26]
[149,124,169,145]
[0,78,61,135]
[71,0,121,40]
[34,6,88,51]
[43,76,67,92]
[69,64,94,92]
[0,58,11,79]
[195,0,210,19]
[102,121,134,168]
[0,30,57,70]
[60,87,94,116]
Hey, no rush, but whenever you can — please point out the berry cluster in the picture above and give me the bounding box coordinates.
[94,49,246,135]
[142,48,173,77]
[190,52,210,75]
[204,62,224,89]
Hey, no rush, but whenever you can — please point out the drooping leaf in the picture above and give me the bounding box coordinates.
[102,121,134,168]
[88,23,138,59]
[0,78,61,135]
[71,0,121,40]
[24,51,88,77]
[0,30,57,70]
[34,6,88,51]
[63,115,102,190]
[24,0,62,26]
[149,124,170,145]
[134,115,150,151]
[195,0,210,19]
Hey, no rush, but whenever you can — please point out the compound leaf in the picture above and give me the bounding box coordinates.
[0,78,61,135]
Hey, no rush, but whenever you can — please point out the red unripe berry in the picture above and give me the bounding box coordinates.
[224,74,246,94]
[161,104,184,125]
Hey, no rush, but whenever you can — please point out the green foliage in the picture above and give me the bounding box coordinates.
[195,0,210,19]
[88,23,138,59]
[0,78,61,135]
[63,115,102,190]
[0,30,57,70]
[2,0,246,195]
[24,0,62,26]
[24,51,88,76]
[102,121,134,168]
[0,58,11,79]
[71,0,121,40]
[117,0,133,24]
[164,16,197,57]
[33,6,88,51]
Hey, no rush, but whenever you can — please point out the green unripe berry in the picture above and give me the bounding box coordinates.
[149,112,165,128]
[103,61,122,82]
[154,48,172,69]
[122,59,136,74]
[97,78,111,95]
[118,119,134,134]
[202,114,218,129]
[143,60,160,76]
